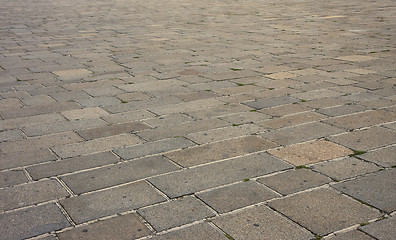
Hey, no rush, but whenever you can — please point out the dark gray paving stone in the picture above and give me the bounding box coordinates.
[57,213,151,240]
[257,169,332,195]
[114,137,195,160]
[76,121,151,140]
[151,223,228,240]
[0,179,69,211]
[197,181,280,213]
[213,205,313,240]
[268,188,381,236]
[26,152,119,180]
[61,181,166,224]
[0,149,56,170]
[138,196,215,231]
[360,216,396,240]
[242,96,299,109]
[333,169,396,213]
[261,122,343,145]
[61,155,180,194]
[149,152,292,198]
[359,145,396,167]
[328,230,374,240]
[317,104,368,117]
[0,170,28,188]
[0,203,70,240]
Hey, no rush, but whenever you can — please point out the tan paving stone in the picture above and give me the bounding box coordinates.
[61,107,109,120]
[335,55,378,62]
[258,112,326,129]
[0,113,66,131]
[0,129,24,142]
[52,68,92,79]
[264,71,297,80]
[102,109,156,124]
[77,121,151,140]
[0,102,81,119]
[151,223,228,240]
[259,103,311,117]
[324,110,396,130]
[0,98,23,110]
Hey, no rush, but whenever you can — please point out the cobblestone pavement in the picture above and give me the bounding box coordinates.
[0,0,395,239]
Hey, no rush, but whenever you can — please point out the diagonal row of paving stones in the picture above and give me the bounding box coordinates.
[0,0,395,239]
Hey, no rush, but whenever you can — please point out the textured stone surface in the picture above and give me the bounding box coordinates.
[151,223,228,240]
[76,121,151,140]
[0,170,28,188]
[0,149,56,170]
[360,216,396,240]
[359,145,396,167]
[328,230,374,240]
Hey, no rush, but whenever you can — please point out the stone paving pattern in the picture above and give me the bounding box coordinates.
[0,0,395,239]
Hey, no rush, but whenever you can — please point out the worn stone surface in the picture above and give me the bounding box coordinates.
[360,216,396,240]
[359,145,396,167]
[76,121,151,140]
[0,170,28,188]
[328,230,375,240]
[243,96,299,109]
[324,110,396,130]
[0,149,56,170]
[151,223,228,240]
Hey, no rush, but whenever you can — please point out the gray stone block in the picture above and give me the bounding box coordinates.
[360,216,396,240]
[0,170,28,188]
[151,223,228,240]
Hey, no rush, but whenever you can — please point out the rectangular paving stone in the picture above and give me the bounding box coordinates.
[317,104,368,117]
[257,168,332,195]
[303,97,349,109]
[242,96,299,109]
[114,137,195,160]
[57,213,151,240]
[50,90,92,102]
[165,136,277,167]
[151,223,228,240]
[0,203,70,240]
[53,68,92,79]
[360,215,396,240]
[102,109,156,124]
[0,149,56,170]
[328,127,396,151]
[326,230,374,240]
[359,145,396,167]
[103,96,181,114]
[26,152,119,180]
[186,103,252,119]
[21,95,57,106]
[0,132,83,154]
[148,98,223,115]
[258,112,326,129]
[291,89,343,101]
[333,169,396,213]
[324,110,396,130]
[0,102,81,119]
[61,181,166,224]
[77,121,151,140]
[268,188,381,236]
[261,122,343,145]
[52,134,142,158]
[0,98,23,110]
[219,111,271,124]
[0,179,69,211]
[77,96,122,108]
[0,129,24,142]
[0,113,65,130]
[138,196,215,231]
[0,170,28,188]
[212,205,313,240]
[61,107,109,120]
[149,152,292,198]
[259,103,312,117]
[61,155,179,194]
[143,113,193,128]
[197,181,280,213]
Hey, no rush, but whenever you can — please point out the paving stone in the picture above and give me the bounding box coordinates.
[0,179,69,211]
[151,223,228,240]
[261,122,343,145]
[0,98,23,110]
[138,196,215,231]
[212,205,313,240]
[324,110,396,130]
[0,132,83,154]
[303,97,349,109]
[257,168,332,195]
[102,109,156,124]
[175,91,218,102]
[197,181,279,213]
[328,230,375,240]
[0,102,81,119]
[243,96,299,109]
[143,113,193,128]
[149,98,223,115]
[186,103,252,119]
[0,113,65,130]
[335,55,377,62]
[117,79,184,92]
[333,169,396,213]
[77,96,122,107]
[61,181,166,224]
[116,92,152,102]
[0,129,24,142]
[342,92,382,103]
[83,86,124,97]
[0,203,70,240]
[219,111,270,124]
[264,71,297,80]
[114,137,195,160]
[21,95,57,106]
[149,152,292,198]
[165,136,277,167]
[53,68,92,79]
[259,103,311,117]
[61,107,109,120]
[0,170,28,188]
[52,134,143,158]
[360,216,396,240]
[50,90,92,102]
[317,104,368,117]
[359,145,396,167]
[328,127,396,151]
[36,235,58,240]
[259,112,326,129]
[57,213,151,240]
[27,152,119,180]
[61,155,179,194]
[269,188,381,236]
[0,149,56,170]
[137,118,228,141]
[77,121,151,140]
[291,89,343,101]
[312,157,381,181]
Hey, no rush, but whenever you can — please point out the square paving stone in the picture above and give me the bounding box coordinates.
[197,181,280,213]
[312,157,381,181]
[243,96,299,109]
[57,213,151,240]
[138,196,215,231]
[212,205,313,240]
[268,188,381,236]
[328,127,396,151]
[0,203,70,240]
[0,170,28,188]
[151,223,228,240]
[61,181,166,224]
[257,168,331,195]
[333,169,396,213]
[360,216,396,240]
[328,230,374,240]
[268,140,353,166]
[359,145,396,167]
[324,110,396,130]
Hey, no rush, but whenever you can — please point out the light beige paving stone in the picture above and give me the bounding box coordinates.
[52,134,142,158]
[0,179,69,211]
[259,103,311,117]
[268,140,353,166]
[264,71,297,80]
[0,102,81,119]
[328,230,375,240]
[149,98,223,115]
[0,98,23,110]
[258,112,326,129]
[103,96,182,114]
[212,205,313,240]
[53,68,92,79]
[335,55,378,62]
[151,223,228,240]
[0,203,70,240]
[292,89,343,101]
[219,111,270,124]
[324,110,396,130]
[77,96,122,107]
[21,95,56,106]
[76,121,151,140]
[0,113,65,130]
[312,157,381,181]
[143,113,193,128]
[0,149,56,170]
[102,109,156,124]
[214,84,263,96]
[268,188,381,236]
[360,216,396,240]
[0,170,28,188]
[317,104,368,117]
[303,97,349,109]
[175,91,218,102]
[186,103,252,119]
[61,107,109,120]
[138,196,215,231]
[257,168,332,195]
[83,86,124,97]
[57,213,151,240]
[61,181,166,224]
[359,145,396,167]
[0,129,24,142]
